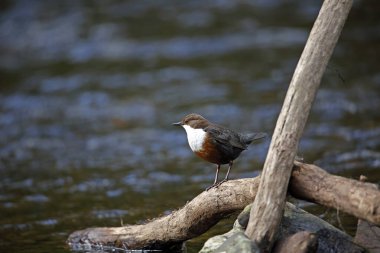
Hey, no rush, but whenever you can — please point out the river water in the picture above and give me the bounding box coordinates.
[0,1,379,252]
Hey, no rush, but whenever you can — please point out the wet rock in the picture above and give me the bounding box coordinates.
[199,207,259,253]
[200,203,365,253]
[214,231,260,253]
[354,219,380,253]
[237,203,252,228]
[272,231,317,253]
[199,222,244,253]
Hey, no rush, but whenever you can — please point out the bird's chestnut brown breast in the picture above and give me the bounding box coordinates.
[194,134,228,165]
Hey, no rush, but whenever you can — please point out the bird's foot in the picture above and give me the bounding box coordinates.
[205,184,216,191]
[205,179,228,191]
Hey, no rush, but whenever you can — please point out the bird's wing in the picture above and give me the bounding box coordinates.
[241,132,267,144]
[204,125,247,150]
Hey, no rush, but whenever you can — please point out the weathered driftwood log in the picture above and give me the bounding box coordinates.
[67,162,380,250]
[290,162,380,225]
[245,0,353,251]
[68,178,260,250]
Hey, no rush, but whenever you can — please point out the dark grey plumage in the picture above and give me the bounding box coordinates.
[205,125,266,164]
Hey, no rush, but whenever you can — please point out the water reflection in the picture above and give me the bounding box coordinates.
[0,0,380,252]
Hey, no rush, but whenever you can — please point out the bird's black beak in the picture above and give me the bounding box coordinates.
[172,122,182,126]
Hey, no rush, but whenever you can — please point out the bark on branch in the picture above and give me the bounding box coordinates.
[67,162,380,250]
[68,178,260,250]
[290,162,380,225]
[245,0,353,251]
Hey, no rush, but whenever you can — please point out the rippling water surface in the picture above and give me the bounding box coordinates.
[1,1,379,252]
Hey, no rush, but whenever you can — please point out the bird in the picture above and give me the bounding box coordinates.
[173,113,266,190]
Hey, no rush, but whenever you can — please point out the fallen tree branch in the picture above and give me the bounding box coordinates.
[290,162,380,225]
[68,178,260,250]
[245,0,353,251]
[67,162,380,250]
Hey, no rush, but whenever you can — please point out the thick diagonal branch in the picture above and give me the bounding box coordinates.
[245,0,353,251]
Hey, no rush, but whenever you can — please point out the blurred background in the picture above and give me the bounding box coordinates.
[0,0,379,252]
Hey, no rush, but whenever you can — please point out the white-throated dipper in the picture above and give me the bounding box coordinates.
[173,113,266,190]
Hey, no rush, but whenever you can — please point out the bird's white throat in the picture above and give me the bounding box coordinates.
[182,125,206,152]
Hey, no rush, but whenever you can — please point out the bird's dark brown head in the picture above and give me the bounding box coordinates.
[172,113,209,129]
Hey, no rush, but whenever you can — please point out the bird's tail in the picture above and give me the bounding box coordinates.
[241,132,267,145]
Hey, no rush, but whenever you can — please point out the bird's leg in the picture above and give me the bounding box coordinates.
[206,164,220,191]
[224,161,233,181]
[208,161,233,190]
[213,164,220,185]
